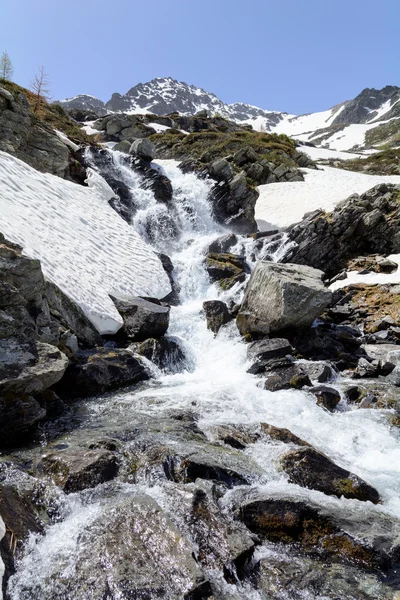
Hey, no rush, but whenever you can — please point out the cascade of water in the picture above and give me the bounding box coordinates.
[7,151,400,599]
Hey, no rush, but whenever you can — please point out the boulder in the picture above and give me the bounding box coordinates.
[11,493,211,600]
[263,363,312,392]
[40,448,118,493]
[55,348,149,399]
[237,262,332,336]
[232,146,258,167]
[260,423,310,447]
[202,300,231,334]
[311,385,341,411]
[209,158,233,182]
[247,338,292,367]
[238,497,383,571]
[205,253,249,290]
[280,447,380,502]
[129,138,156,162]
[135,336,189,373]
[208,173,259,234]
[206,233,238,254]
[113,297,170,342]
[299,360,335,383]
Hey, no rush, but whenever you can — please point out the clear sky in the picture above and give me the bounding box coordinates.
[2,0,398,115]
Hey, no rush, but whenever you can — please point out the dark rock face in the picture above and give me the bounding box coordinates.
[202,300,231,334]
[206,233,238,254]
[113,297,170,343]
[238,498,384,571]
[310,385,341,411]
[208,172,259,233]
[0,87,70,177]
[205,253,249,290]
[237,262,332,336]
[285,184,400,278]
[280,447,380,502]
[55,348,149,399]
[263,364,312,392]
[40,448,118,493]
[54,94,107,116]
[135,336,189,373]
[247,338,292,366]
[331,85,400,126]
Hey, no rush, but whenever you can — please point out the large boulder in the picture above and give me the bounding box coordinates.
[10,493,211,600]
[203,300,231,334]
[208,172,259,234]
[280,447,380,503]
[205,253,249,290]
[237,262,332,336]
[135,336,189,373]
[55,348,150,399]
[129,138,156,162]
[113,297,170,342]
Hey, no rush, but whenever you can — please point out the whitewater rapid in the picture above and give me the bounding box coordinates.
[6,152,400,599]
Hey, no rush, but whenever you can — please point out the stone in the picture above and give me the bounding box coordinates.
[247,338,292,361]
[207,233,238,254]
[237,262,332,336]
[208,173,259,234]
[299,361,335,383]
[135,336,189,373]
[264,364,312,392]
[205,253,248,290]
[232,146,258,167]
[209,158,233,181]
[113,297,170,342]
[55,348,149,399]
[203,300,231,334]
[280,447,380,502]
[356,357,378,378]
[40,448,118,493]
[376,256,398,273]
[310,385,341,411]
[129,138,156,161]
[14,493,211,600]
[260,423,310,446]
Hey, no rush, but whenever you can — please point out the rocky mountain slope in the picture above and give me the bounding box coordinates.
[57,78,400,152]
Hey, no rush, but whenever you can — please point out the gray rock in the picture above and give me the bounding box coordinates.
[260,423,310,446]
[15,493,211,600]
[299,360,335,383]
[113,297,170,342]
[280,447,380,502]
[129,138,156,161]
[55,348,149,399]
[209,158,233,181]
[263,363,312,392]
[237,262,332,336]
[232,146,258,167]
[247,338,292,361]
[310,385,341,411]
[207,233,238,254]
[40,448,118,493]
[135,336,189,373]
[203,300,231,334]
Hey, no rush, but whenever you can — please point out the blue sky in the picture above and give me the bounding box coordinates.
[2,0,398,114]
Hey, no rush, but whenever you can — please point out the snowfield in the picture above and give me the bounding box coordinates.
[255,165,400,230]
[330,254,400,290]
[0,151,171,334]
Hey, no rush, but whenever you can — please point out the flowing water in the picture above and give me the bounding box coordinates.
[5,153,400,599]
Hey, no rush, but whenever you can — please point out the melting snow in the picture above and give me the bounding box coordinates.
[330,254,400,290]
[0,151,171,334]
[256,165,400,230]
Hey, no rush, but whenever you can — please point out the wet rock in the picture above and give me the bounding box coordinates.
[211,424,261,449]
[203,300,231,334]
[356,357,379,378]
[238,497,384,571]
[237,262,332,336]
[264,364,312,392]
[207,233,238,254]
[113,297,170,342]
[17,493,211,600]
[188,485,256,579]
[205,253,248,290]
[260,423,310,447]
[310,385,341,411]
[55,348,149,399]
[247,338,292,361]
[256,552,397,600]
[208,173,258,234]
[135,336,189,373]
[280,447,380,502]
[129,138,155,161]
[299,360,335,383]
[40,448,118,493]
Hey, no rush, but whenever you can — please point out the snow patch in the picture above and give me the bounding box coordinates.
[330,254,400,290]
[255,165,400,229]
[299,145,365,161]
[54,129,80,152]
[0,151,171,334]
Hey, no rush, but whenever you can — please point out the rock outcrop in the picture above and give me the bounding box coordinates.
[237,262,332,336]
[285,184,400,278]
[113,297,170,343]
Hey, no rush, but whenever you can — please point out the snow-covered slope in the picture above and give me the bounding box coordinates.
[0,151,171,334]
[255,165,400,230]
